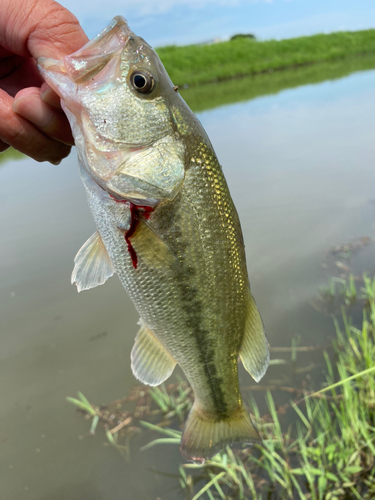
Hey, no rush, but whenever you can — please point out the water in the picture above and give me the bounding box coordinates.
[1,61,375,499]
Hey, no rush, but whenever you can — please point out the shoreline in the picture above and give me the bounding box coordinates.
[157,29,375,87]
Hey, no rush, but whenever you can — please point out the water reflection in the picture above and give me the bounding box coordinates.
[1,61,375,499]
[181,53,375,112]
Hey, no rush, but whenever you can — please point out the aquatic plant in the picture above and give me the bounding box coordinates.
[67,275,375,499]
[142,283,375,499]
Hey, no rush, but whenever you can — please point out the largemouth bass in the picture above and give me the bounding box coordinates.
[38,16,269,462]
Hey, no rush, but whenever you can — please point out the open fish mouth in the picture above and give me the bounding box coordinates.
[64,16,133,84]
[37,16,134,145]
[38,16,133,87]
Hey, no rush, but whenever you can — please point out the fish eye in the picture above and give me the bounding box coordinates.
[130,71,154,94]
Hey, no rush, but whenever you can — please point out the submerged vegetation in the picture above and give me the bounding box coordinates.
[68,238,375,499]
[157,29,375,87]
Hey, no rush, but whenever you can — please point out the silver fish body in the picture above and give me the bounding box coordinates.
[38,17,269,461]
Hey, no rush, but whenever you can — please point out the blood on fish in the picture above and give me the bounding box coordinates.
[125,203,139,269]
[110,194,154,269]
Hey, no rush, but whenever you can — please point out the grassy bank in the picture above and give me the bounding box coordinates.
[157,29,375,87]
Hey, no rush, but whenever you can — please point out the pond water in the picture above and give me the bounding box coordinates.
[1,59,375,500]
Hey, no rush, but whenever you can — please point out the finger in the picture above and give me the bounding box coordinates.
[0,0,88,59]
[0,57,44,97]
[13,87,74,145]
[0,47,13,58]
[40,82,62,109]
[0,89,71,164]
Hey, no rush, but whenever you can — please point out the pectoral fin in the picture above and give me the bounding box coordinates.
[71,231,115,292]
[239,295,269,382]
[131,320,177,386]
[131,218,175,268]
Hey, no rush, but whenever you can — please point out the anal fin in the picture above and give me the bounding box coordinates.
[131,320,177,386]
[239,295,269,383]
[71,231,115,292]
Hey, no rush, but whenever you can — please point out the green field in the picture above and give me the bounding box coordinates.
[157,29,375,87]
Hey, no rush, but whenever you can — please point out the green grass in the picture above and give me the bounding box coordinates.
[319,274,357,305]
[156,30,375,87]
[67,274,375,499]
[0,147,24,165]
[143,280,375,499]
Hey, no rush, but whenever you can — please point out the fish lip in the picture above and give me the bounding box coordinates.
[37,17,133,101]
[63,16,133,83]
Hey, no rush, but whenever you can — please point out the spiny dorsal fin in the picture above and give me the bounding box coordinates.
[239,295,269,383]
[71,231,115,292]
[131,320,177,386]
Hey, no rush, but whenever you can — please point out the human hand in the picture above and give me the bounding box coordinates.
[0,0,88,163]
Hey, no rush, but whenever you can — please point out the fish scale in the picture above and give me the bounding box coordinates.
[38,15,269,461]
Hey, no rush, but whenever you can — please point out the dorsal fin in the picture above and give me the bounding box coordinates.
[131,320,177,386]
[71,231,115,292]
[239,295,269,382]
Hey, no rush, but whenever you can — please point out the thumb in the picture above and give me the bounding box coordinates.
[0,0,88,59]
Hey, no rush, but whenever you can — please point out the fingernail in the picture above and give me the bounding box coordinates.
[40,84,61,109]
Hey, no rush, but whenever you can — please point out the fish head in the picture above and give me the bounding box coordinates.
[38,16,190,205]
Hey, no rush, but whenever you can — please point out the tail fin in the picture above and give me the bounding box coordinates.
[180,403,261,462]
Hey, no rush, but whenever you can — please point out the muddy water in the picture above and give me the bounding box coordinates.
[1,63,375,499]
